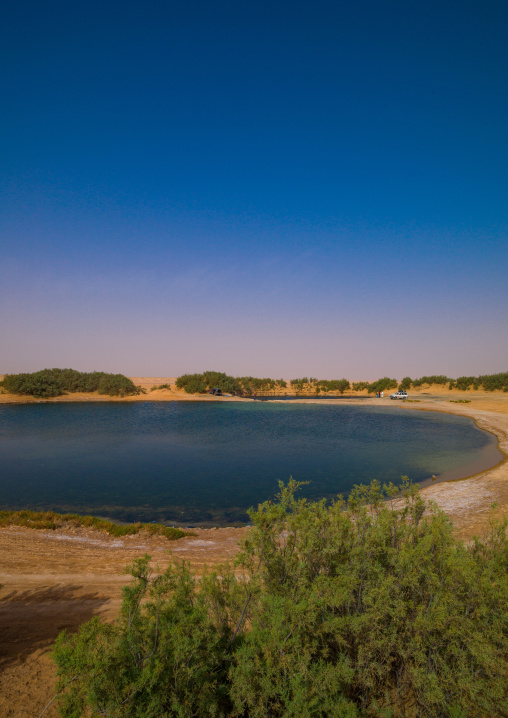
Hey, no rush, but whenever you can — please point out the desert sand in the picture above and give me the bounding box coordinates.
[1,383,507,716]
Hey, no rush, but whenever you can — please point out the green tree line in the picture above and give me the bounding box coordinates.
[175,373,400,396]
[52,480,508,717]
[175,371,508,396]
[175,372,287,396]
[0,368,144,398]
[398,373,508,392]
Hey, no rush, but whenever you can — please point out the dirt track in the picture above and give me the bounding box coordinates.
[1,388,508,717]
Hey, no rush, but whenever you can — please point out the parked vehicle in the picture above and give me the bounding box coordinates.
[209,388,223,396]
[390,390,408,400]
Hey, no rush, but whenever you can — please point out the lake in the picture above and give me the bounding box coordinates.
[0,401,502,525]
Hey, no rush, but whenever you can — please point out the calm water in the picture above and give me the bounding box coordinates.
[0,402,501,525]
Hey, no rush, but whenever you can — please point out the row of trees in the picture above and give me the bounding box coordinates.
[175,372,287,396]
[174,373,400,396]
[52,480,508,717]
[399,372,508,392]
[0,369,143,398]
[4,369,506,399]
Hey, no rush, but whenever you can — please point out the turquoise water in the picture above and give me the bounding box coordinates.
[0,402,501,525]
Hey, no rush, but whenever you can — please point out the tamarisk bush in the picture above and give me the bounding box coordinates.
[53,480,508,717]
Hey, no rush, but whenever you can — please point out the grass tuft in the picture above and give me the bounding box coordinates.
[0,509,193,541]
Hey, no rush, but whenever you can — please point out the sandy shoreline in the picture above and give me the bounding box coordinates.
[1,382,508,716]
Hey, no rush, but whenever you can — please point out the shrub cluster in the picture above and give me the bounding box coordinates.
[0,369,142,398]
[174,371,508,396]
[150,383,172,391]
[52,481,508,717]
[238,377,287,395]
[367,376,397,393]
[290,377,311,392]
[352,381,370,391]
[315,378,351,394]
[175,373,208,394]
[399,373,508,392]
[175,372,287,395]
[0,509,190,541]
[479,372,508,391]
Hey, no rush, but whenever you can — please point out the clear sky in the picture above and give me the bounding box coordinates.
[1,0,507,380]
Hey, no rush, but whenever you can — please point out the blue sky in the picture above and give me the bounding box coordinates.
[1,0,507,379]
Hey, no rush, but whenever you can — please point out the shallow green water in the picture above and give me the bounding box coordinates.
[0,402,501,524]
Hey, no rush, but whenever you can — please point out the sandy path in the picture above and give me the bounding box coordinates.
[1,387,507,716]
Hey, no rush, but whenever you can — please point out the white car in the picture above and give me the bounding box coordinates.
[390,390,408,400]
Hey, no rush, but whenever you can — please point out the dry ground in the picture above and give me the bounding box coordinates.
[1,385,507,716]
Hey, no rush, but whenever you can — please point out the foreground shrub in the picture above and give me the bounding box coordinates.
[52,481,508,717]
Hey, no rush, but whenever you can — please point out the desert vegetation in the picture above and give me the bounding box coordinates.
[173,371,508,396]
[176,372,287,395]
[174,372,395,396]
[51,480,508,717]
[3,369,507,399]
[398,372,508,392]
[0,509,190,541]
[366,377,398,394]
[0,368,144,398]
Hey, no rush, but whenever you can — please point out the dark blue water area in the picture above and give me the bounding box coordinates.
[0,402,502,525]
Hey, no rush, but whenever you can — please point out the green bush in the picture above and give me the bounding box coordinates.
[150,383,172,391]
[97,374,139,397]
[175,373,208,394]
[0,369,140,398]
[315,379,351,394]
[202,371,241,394]
[398,376,412,390]
[175,372,289,396]
[237,376,276,395]
[290,378,309,392]
[412,375,451,387]
[479,372,508,392]
[352,381,369,392]
[454,376,479,391]
[367,377,397,393]
[52,481,508,717]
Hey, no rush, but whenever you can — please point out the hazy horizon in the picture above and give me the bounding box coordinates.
[2,2,507,378]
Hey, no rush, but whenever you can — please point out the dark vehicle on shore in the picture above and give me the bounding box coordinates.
[209,388,223,396]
